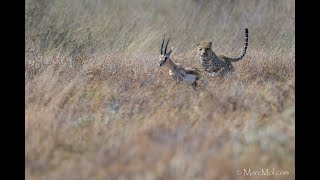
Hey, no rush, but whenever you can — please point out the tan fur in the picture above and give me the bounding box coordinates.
[196,28,248,77]
[159,35,200,87]
[159,55,200,87]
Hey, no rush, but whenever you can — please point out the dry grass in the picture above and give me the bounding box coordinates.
[25,0,295,179]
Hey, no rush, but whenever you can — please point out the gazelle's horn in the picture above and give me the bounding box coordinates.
[165,37,170,54]
[160,34,165,54]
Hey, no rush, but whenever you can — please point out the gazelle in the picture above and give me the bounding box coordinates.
[158,35,201,87]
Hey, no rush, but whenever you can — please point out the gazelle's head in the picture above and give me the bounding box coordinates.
[159,35,172,67]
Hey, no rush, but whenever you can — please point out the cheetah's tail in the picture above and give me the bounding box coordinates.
[226,28,248,62]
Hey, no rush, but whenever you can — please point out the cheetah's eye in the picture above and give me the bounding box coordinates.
[199,49,202,51]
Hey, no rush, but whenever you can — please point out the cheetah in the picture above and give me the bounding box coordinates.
[196,28,248,77]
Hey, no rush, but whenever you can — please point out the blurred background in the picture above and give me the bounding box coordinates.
[25,0,295,179]
[26,0,294,57]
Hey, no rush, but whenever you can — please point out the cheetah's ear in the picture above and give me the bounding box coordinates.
[196,43,200,47]
[208,42,212,48]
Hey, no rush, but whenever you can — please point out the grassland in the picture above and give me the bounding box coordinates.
[25,0,295,179]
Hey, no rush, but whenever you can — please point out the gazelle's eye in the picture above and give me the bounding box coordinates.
[164,57,167,60]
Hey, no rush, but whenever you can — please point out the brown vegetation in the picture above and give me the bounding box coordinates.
[26,0,295,179]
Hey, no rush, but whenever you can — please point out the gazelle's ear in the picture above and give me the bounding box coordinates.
[208,42,212,48]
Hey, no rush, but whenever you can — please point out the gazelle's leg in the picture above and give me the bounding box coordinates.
[192,81,197,87]
[169,70,175,80]
[169,71,179,84]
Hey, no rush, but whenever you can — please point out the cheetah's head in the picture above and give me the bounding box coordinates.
[197,41,212,60]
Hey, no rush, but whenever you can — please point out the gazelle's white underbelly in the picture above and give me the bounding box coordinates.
[169,70,197,84]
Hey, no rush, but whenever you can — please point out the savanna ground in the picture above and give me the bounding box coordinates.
[25,0,295,179]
